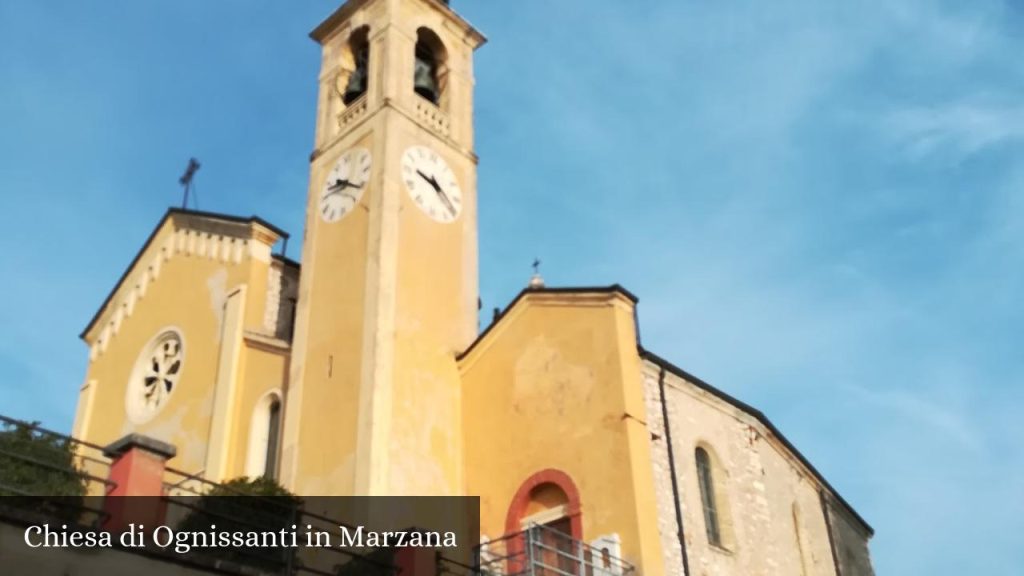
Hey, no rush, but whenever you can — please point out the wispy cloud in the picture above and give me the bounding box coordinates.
[884,100,1024,161]
[843,384,984,453]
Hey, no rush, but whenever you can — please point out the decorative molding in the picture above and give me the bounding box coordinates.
[243,330,292,353]
[86,214,283,360]
[414,97,451,137]
[338,94,369,130]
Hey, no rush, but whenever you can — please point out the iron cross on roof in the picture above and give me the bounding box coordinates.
[179,157,201,209]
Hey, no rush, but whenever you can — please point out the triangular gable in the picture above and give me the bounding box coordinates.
[80,208,289,357]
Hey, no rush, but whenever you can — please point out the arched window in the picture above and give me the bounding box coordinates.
[413,27,447,105]
[264,399,281,479]
[246,391,283,480]
[343,27,370,105]
[695,447,722,546]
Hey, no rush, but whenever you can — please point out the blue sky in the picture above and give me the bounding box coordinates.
[1,0,1022,573]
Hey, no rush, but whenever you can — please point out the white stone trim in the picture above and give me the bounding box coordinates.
[86,216,281,359]
[519,504,569,529]
[590,534,624,576]
[206,286,247,481]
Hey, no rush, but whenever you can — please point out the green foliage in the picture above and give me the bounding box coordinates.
[334,546,396,576]
[0,419,88,522]
[0,419,88,496]
[176,476,301,573]
[206,476,298,498]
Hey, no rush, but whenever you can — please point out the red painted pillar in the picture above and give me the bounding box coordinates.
[394,547,437,576]
[101,434,177,532]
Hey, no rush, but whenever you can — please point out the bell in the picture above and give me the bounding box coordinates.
[343,46,368,104]
[414,47,439,104]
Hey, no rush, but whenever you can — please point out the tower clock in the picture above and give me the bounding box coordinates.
[281,0,486,496]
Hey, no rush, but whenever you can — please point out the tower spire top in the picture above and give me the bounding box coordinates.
[529,258,545,289]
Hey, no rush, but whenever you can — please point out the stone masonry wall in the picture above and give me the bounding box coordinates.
[641,360,871,576]
[826,495,876,576]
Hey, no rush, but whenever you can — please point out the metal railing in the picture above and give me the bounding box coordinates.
[471,523,635,576]
[160,467,400,576]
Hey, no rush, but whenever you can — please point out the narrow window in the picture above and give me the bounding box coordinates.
[264,399,282,479]
[696,447,722,546]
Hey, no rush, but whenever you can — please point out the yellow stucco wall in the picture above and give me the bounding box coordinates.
[283,0,483,497]
[459,289,665,575]
[74,213,290,483]
[282,127,374,496]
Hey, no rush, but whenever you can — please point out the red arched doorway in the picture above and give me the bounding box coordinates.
[504,469,583,574]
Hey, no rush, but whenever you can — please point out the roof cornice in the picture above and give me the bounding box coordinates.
[80,208,290,343]
[457,284,638,365]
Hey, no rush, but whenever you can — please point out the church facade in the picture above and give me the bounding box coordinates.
[71,1,874,574]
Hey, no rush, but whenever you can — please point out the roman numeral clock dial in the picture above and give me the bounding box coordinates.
[401,145,463,223]
[320,147,372,223]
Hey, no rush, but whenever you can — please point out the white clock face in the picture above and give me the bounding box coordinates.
[320,147,372,223]
[401,145,463,223]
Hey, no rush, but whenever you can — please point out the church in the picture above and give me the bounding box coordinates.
[70,1,875,574]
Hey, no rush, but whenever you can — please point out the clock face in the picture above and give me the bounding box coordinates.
[401,145,463,223]
[320,147,372,223]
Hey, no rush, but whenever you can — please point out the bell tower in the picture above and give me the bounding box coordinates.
[281,0,485,496]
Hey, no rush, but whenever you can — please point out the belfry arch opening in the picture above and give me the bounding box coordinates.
[413,27,447,106]
[343,26,370,105]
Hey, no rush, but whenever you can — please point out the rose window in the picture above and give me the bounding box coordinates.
[127,330,184,423]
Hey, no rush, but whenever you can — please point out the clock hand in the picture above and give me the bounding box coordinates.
[329,178,353,191]
[339,179,364,189]
[324,179,363,200]
[416,170,442,191]
[434,183,457,217]
[416,170,455,215]
[439,193,456,217]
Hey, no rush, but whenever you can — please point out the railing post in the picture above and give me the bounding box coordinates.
[395,546,437,576]
[101,434,176,532]
[525,524,536,576]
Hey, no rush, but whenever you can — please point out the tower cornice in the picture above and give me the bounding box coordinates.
[310,0,486,49]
